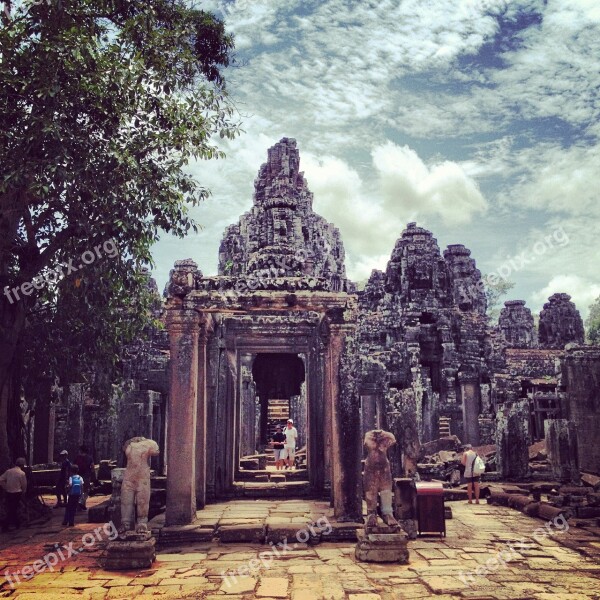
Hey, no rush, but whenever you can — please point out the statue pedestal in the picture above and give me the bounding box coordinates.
[103,532,156,570]
[355,529,409,563]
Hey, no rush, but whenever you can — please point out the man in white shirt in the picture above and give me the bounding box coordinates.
[0,457,27,531]
[283,419,298,469]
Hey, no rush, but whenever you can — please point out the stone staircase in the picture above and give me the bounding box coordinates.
[438,416,451,437]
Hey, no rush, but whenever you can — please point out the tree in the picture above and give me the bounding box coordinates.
[484,275,515,323]
[0,0,239,467]
[585,296,600,344]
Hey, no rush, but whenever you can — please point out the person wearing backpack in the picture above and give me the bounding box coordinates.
[461,444,484,504]
[63,465,84,527]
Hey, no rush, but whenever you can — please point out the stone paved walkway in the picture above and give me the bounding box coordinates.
[0,496,599,599]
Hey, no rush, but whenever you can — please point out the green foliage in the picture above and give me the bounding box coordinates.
[223,259,234,275]
[0,0,239,402]
[484,275,515,323]
[585,296,600,345]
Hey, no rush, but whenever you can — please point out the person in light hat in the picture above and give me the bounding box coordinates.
[55,450,71,508]
[282,419,298,470]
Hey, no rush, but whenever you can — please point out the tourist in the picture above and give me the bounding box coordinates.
[461,444,480,504]
[54,450,71,508]
[63,464,84,527]
[271,425,286,470]
[74,445,96,510]
[283,419,298,469]
[0,457,28,532]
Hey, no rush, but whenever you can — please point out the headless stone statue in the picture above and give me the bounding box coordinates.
[363,429,399,531]
[120,437,160,536]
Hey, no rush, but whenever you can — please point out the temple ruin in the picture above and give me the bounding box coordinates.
[32,138,600,525]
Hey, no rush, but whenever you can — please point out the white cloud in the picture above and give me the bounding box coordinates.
[532,274,600,319]
[302,153,406,261]
[373,142,488,225]
[148,0,599,311]
[497,142,600,217]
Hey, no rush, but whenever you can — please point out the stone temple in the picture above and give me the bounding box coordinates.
[40,138,600,527]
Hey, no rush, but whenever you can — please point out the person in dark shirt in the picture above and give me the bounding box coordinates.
[74,445,96,509]
[55,450,71,508]
[271,425,286,471]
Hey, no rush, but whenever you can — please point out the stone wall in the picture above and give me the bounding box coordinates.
[357,223,489,449]
[560,346,600,474]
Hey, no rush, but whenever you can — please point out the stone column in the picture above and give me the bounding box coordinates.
[545,419,580,483]
[495,399,530,480]
[320,332,333,495]
[328,324,362,522]
[560,346,600,474]
[195,317,208,510]
[459,373,481,446]
[360,389,377,438]
[166,308,199,525]
[47,403,56,463]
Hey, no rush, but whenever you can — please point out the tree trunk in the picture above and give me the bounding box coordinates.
[0,295,27,470]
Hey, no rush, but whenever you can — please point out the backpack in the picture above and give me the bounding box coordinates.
[70,475,83,495]
[473,455,486,477]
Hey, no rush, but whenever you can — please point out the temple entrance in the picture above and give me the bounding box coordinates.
[237,352,308,484]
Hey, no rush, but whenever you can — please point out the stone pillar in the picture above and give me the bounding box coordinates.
[495,400,530,480]
[166,308,199,525]
[328,324,362,522]
[360,390,377,438]
[459,373,481,446]
[195,317,208,510]
[47,403,56,463]
[387,388,420,477]
[321,332,333,496]
[560,346,600,474]
[544,419,580,483]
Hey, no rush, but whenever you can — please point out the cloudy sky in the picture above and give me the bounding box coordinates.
[152,0,600,319]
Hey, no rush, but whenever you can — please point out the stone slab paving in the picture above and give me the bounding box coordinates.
[0,497,599,599]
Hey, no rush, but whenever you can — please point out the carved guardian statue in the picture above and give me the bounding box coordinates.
[120,437,160,535]
[363,429,399,531]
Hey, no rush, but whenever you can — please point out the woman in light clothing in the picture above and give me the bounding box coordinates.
[461,444,480,504]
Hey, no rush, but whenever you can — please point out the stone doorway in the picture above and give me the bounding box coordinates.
[237,352,308,484]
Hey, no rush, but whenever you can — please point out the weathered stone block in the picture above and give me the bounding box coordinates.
[266,524,315,545]
[87,500,110,523]
[507,494,534,512]
[575,506,600,519]
[323,522,363,542]
[103,537,156,570]
[523,502,540,517]
[218,524,265,543]
[538,503,572,521]
[354,529,409,563]
[495,399,530,479]
[586,493,600,507]
[545,419,580,483]
[160,523,215,545]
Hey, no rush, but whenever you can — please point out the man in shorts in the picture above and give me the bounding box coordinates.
[271,425,286,470]
[282,419,298,470]
[461,444,480,504]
